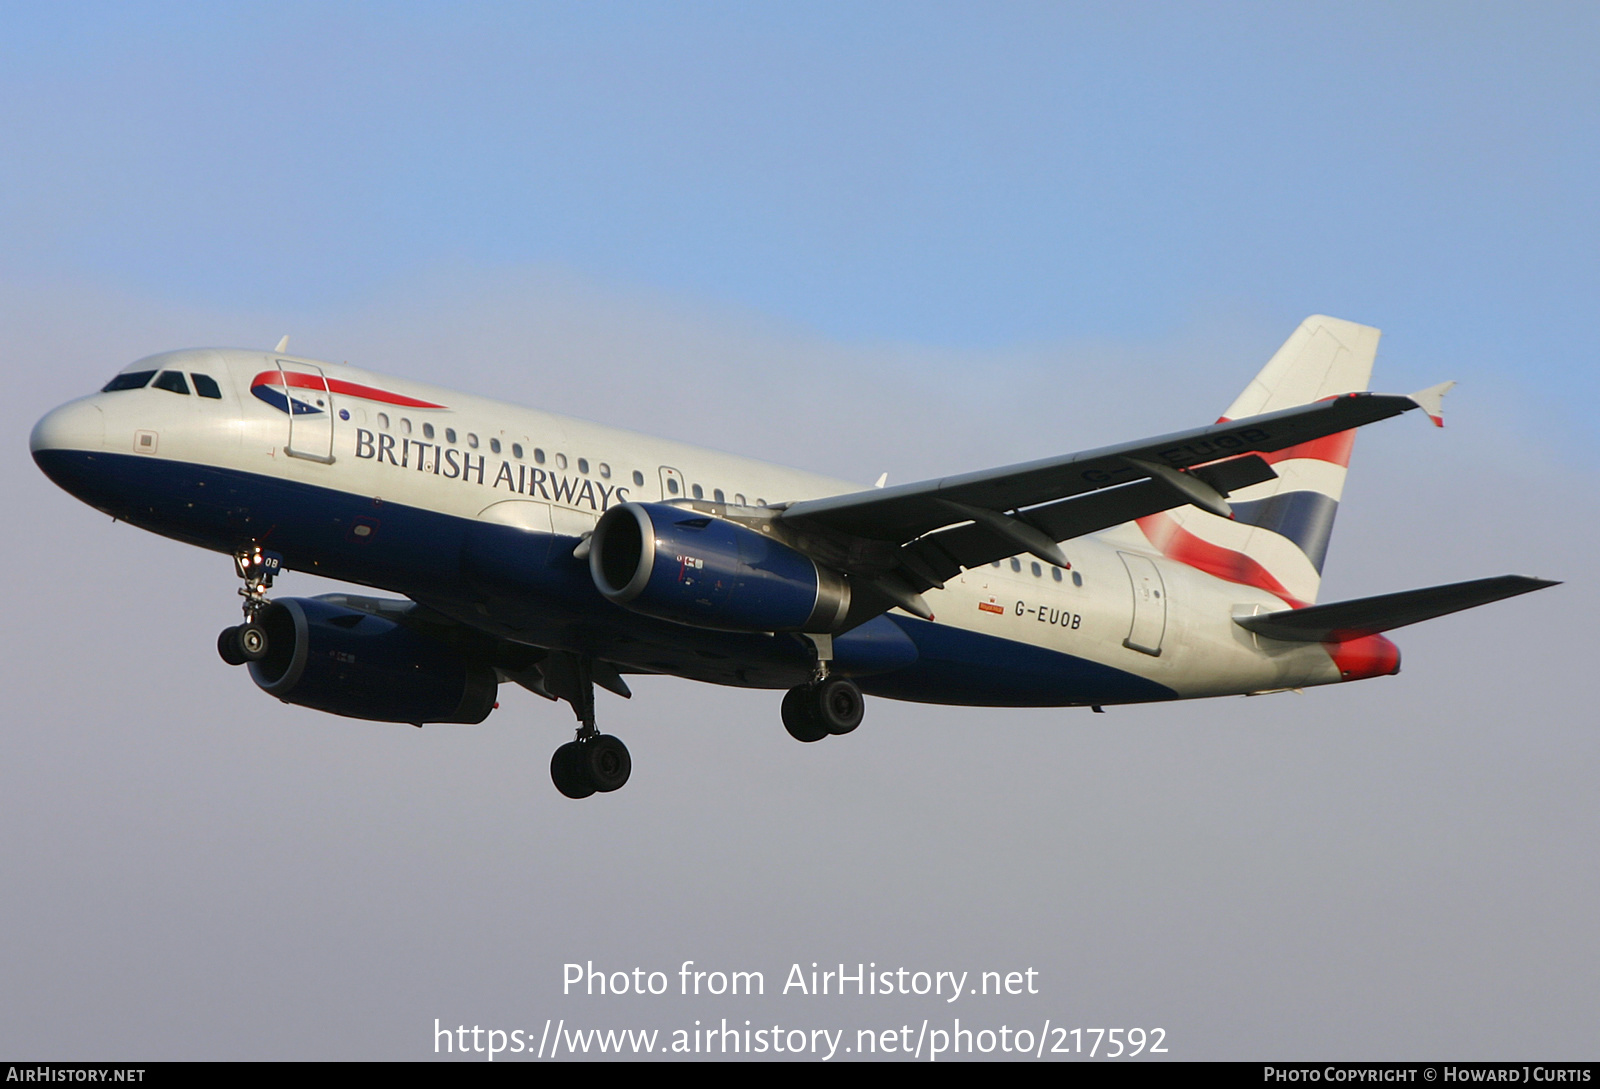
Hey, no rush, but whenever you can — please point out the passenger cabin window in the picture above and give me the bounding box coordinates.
[667,478,680,495]
[102,371,156,392]
[423,423,434,439]
[577,458,589,474]
[152,371,190,395]
[467,433,479,448]
[1031,562,1042,577]
[632,470,644,486]
[1052,567,1063,582]
[377,412,390,429]
[445,428,457,444]
[534,448,546,465]
[512,443,523,459]
[400,418,412,434]
[1010,558,1022,572]
[599,463,611,479]
[555,453,567,470]
[490,438,501,454]
[191,373,222,399]
[714,489,725,503]
[735,493,746,506]
[692,484,704,500]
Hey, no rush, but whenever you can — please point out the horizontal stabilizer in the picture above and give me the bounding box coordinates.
[1235,575,1558,642]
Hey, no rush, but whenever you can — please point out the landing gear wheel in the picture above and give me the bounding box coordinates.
[582,734,632,793]
[550,741,596,799]
[782,687,829,743]
[238,623,269,661]
[217,626,247,666]
[814,676,864,735]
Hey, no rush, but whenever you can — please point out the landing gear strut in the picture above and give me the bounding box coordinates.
[541,651,632,799]
[217,546,282,667]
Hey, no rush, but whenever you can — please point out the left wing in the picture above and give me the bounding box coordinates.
[773,391,1437,618]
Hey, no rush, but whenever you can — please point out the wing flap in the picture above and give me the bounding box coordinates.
[893,455,1279,587]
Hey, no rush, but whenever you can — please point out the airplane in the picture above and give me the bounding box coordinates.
[30,315,1555,798]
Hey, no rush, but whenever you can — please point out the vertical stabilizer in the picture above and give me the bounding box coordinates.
[1137,316,1381,606]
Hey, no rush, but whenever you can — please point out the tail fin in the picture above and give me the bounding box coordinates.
[1138,316,1382,606]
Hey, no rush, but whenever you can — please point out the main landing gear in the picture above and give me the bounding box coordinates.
[781,676,865,742]
[541,652,632,800]
[217,546,282,667]
[781,633,865,743]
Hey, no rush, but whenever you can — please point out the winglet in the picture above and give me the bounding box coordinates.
[275,335,291,354]
[1410,380,1455,428]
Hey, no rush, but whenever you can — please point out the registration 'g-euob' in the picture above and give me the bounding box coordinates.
[32,317,1555,797]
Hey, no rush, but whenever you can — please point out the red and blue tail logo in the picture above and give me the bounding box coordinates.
[1133,316,1383,608]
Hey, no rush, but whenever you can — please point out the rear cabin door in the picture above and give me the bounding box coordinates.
[1119,552,1168,656]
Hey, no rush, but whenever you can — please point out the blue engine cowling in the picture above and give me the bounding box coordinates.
[247,597,498,724]
[589,503,851,633]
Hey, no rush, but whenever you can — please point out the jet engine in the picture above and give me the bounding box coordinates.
[245,597,498,724]
[589,502,850,633]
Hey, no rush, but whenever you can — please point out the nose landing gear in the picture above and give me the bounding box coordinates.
[217,546,282,667]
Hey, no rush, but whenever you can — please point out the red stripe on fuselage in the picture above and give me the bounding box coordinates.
[250,371,447,410]
[1136,512,1310,610]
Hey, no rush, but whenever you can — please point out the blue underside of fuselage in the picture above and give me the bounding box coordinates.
[33,449,1177,706]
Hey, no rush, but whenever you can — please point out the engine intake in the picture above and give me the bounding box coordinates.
[247,597,498,724]
[589,502,850,633]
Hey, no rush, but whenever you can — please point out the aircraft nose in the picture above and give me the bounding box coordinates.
[31,399,106,500]
[31,398,106,455]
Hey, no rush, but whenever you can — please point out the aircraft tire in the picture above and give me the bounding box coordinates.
[217,626,247,666]
[814,677,864,735]
[584,734,632,793]
[782,686,829,743]
[238,623,269,661]
[551,741,596,799]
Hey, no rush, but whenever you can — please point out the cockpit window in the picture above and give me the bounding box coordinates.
[191,373,222,399]
[102,370,156,392]
[152,371,190,395]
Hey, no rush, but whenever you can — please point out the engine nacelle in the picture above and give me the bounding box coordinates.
[247,597,498,724]
[589,502,850,633]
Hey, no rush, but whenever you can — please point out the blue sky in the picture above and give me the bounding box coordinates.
[4,4,1596,368]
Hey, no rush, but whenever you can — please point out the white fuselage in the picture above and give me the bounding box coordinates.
[33,347,1350,706]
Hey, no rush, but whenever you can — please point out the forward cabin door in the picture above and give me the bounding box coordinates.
[279,360,336,464]
[659,466,685,501]
[1119,552,1168,656]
